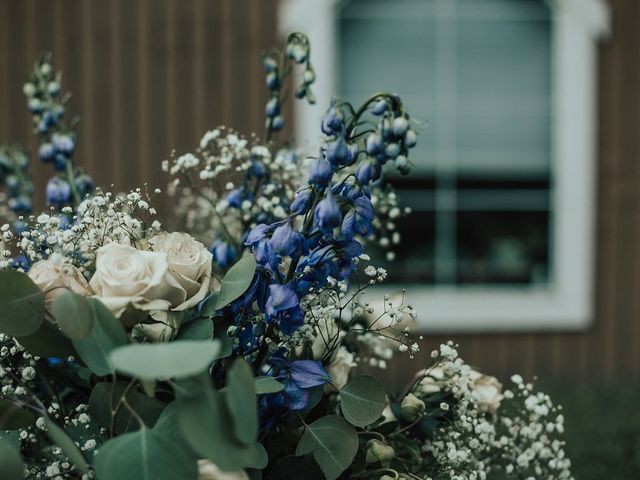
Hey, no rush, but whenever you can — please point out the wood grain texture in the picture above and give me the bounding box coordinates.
[0,0,638,388]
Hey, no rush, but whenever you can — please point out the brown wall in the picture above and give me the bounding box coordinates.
[1,0,639,389]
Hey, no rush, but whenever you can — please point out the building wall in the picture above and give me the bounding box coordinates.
[1,0,639,390]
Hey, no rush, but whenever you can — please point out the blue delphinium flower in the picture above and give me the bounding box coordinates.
[46,177,71,208]
[290,188,311,215]
[314,190,341,229]
[265,284,304,334]
[210,239,238,269]
[270,220,304,257]
[341,196,375,239]
[308,157,333,187]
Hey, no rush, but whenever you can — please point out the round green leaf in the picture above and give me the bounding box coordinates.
[295,415,358,480]
[0,399,36,430]
[15,320,76,358]
[176,317,213,341]
[51,290,94,340]
[0,437,23,480]
[109,340,221,380]
[45,418,90,474]
[340,375,386,427]
[73,298,128,376]
[255,376,284,394]
[225,359,258,445]
[215,254,256,309]
[0,270,44,336]
[94,427,197,480]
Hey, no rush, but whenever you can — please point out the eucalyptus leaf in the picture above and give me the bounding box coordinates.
[94,427,197,480]
[73,298,128,376]
[0,399,36,430]
[88,382,164,434]
[340,375,386,427]
[0,269,44,337]
[255,376,284,394]
[0,437,23,480]
[15,319,75,358]
[51,290,94,340]
[295,415,358,480]
[45,418,90,474]
[178,384,265,470]
[109,340,221,380]
[226,359,258,445]
[214,254,256,309]
[176,316,213,341]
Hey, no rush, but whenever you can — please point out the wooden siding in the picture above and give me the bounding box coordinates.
[1,0,639,390]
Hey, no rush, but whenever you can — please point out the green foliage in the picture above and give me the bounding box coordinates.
[109,340,221,380]
[51,290,94,340]
[88,382,165,434]
[73,299,128,376]
[176,316,213,341]
[177,379,265,470]
[94,427,197,480]
[226,359,258,445]
[0,269,44,337]
[0,399,36,430]
[255,376,284,394]
[296,415,358,480]
[15,320,76,358]
[269,454,324,480]
[339,375,386,427]
[0,437,23,480]
[45,418,90,474]
[214,254,256,310]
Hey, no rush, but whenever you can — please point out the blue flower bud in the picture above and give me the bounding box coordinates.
[39,143,55,162]
[266,71,280,91]
[288,44,308,63]
[392,116,409,137]
[270,116,284,131]
[385,142,401,159]
[265,98,280,117]
[309,157,333,186]
[250,159,268,178]
[371,99,388,116]
[404,129,417,148]
[380,118,392,140]
[5,175,20,195]
[52,133,75,156]
[290,189,311,215]
[294,85,307,99]
[366,133,384,155]
[314,191,341,229]
[43,110,59,127]
[356,158,381,184]
[46,177,71,208]
[8,195,33,215]
[394,155,412,175]
[270,220,304,257]
[28,98,43,113]
[53,154,67,171]
[303,69,315,84]
[326,137,353,166]
[74,174,95,197]
[262,56,278,72]
[321,106,344,136]
[210,239,238,269]
[225,188,243,208]
[47,81,61,96]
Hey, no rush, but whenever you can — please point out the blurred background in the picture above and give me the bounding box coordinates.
[1,0,639,477]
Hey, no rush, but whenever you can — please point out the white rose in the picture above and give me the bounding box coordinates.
[326,346,357,390]
[415,366,445,396]
[89,242,182,318]
[469,369,503,414]
[197,460,248,480]
[28,254,90,308]
[149,232,213,311]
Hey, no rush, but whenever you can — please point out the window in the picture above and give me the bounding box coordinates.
[280,0,610,331]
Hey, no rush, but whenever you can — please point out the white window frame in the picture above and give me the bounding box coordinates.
[279,0,610,332]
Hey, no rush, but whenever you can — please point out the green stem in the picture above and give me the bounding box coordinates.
[65,158,81,206]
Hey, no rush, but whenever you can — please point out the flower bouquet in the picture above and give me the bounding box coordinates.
[0,34,572,480]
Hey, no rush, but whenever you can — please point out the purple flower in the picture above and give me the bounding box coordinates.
[265,284,305,334]
[46,177,71,208]
[287,360,332,388]
[314,191,341,230]
[270,220,304,257]
[309,157,333,186]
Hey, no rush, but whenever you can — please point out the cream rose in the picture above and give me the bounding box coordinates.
[149,232,213,311]
[469,369,503,414]
[28,253,90,307]
[326,346,357,390]
[415,366,445,396]
[89,242,182,317]
[197,460,248,480]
